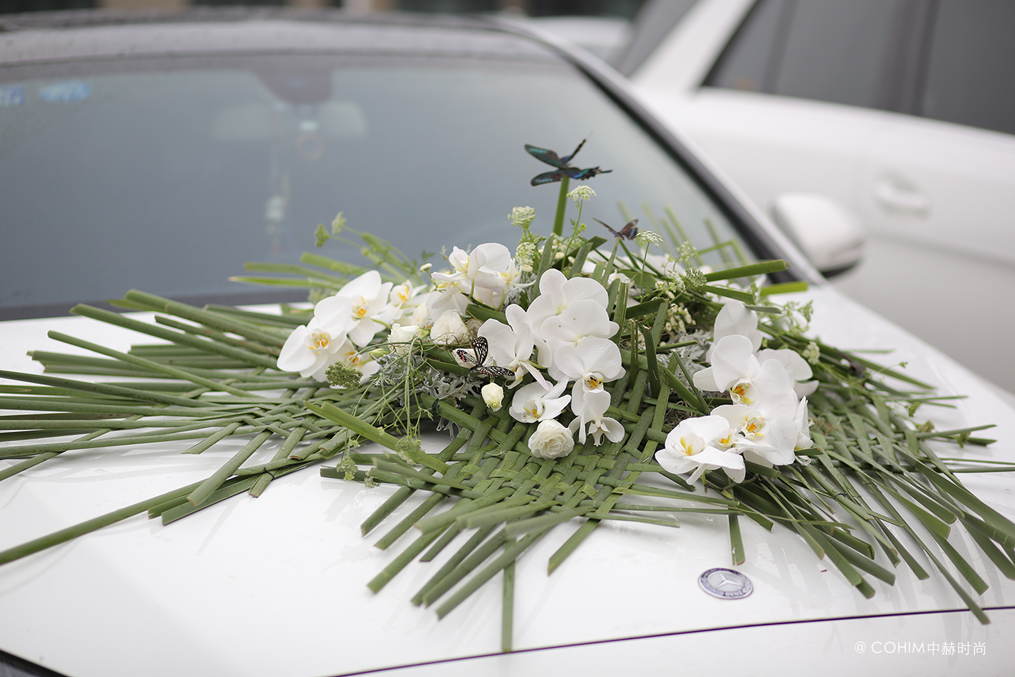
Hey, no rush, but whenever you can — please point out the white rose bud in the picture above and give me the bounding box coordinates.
[430,310,469,345]
[528,419,575,459]
[387,323,419,354]
[482,383,504,412]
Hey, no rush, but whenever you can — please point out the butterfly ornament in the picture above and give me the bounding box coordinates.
[452,336,515,379]
[594,218,639,240]
[525,139,612,187]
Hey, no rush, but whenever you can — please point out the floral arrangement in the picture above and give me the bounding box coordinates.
[1,145,1013,651]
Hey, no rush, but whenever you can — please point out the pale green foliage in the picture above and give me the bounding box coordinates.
[332,212,347,234]
[326,363,362,389]
[677,241,698,264]
[396,436,423,464]
[314,224,330,247]
[681,268,708,290]
[336,454,358,481]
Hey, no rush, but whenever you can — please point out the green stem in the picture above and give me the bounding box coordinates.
[552,176,570,237]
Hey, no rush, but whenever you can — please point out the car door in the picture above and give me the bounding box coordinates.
[634,0,911,242]
[634,0,1015,390]
[843,0,1015,386]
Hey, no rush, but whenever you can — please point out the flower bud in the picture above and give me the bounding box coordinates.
[482,383,504,412]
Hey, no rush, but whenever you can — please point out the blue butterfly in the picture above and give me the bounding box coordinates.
[524,139,586,168]
[594,218,639,240]
[530,166,613,186]
[525,140,612,186]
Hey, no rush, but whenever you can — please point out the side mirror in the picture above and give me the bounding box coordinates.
[770,193,865,278]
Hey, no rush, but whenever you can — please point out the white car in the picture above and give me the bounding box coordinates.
[1,8,1014,677]
[623,0,1015,391]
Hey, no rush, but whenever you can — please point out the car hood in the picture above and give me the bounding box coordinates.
[1,285,1014,676]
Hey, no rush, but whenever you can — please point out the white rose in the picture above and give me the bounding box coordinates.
[430,310,469,345]
[481,383,504,411]
[387,323,419,354]
[528,419,575,459]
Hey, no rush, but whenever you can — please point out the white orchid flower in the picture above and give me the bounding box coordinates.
[526,268,610,330]
[706,300,763,362]
[432,243,513,308]
[693,334,793,404]
[713,392,802,466]
[757,348,819,397]
[425,285,470,322]
[388,280,427,322]
[656,415,745,484]
[552,337,625,410]
[276,298,353,379]
[477,305,548,387]
[327,270,398,347]
[509,379,571,423]
[794,398,814,453]
[541,298,620,355]
[567,389,625,446]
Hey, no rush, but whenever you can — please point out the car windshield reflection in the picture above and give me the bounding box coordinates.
[0,53,751,319]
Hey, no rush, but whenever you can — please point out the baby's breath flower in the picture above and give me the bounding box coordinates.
[635,230,663,247]
[332,212,347,234]
[567,185,595,206]
[314,224,330,247]
[803,341,821,365]
[509,206,536,229]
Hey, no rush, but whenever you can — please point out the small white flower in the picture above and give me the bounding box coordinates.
[528,419,575,459]
[482,383,504,411]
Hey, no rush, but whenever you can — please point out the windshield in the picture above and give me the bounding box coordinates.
[0,52,752,319]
